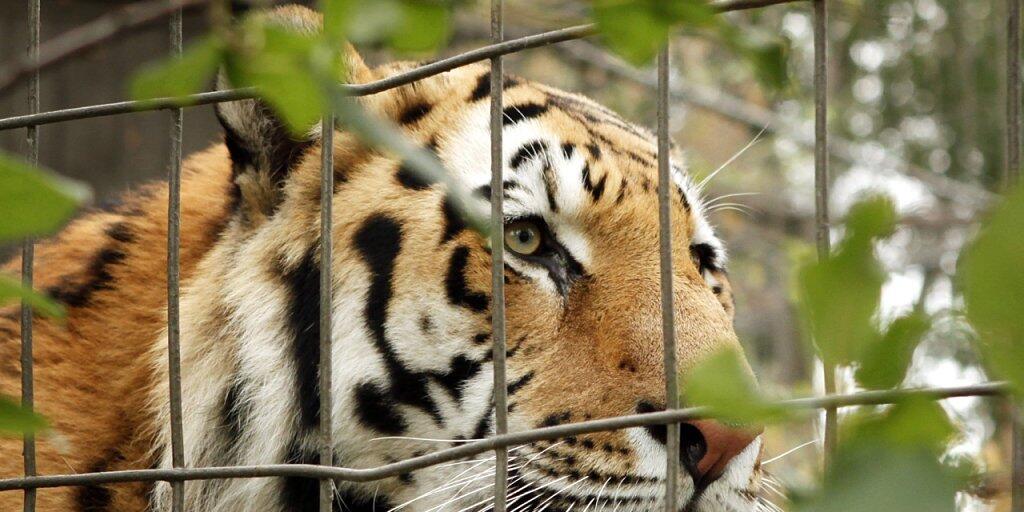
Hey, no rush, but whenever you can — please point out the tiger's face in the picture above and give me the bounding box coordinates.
[158,6,763,512]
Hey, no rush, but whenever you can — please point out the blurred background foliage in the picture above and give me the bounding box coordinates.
[0,0,1022,510]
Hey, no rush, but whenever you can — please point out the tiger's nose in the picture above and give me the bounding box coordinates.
[638,402,761,488]
[681,419,761,486]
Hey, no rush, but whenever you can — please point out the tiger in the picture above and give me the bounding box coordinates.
[0,5,765,511]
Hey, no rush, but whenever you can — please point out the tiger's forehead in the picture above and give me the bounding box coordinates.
[357,61,726,268]
[405,65,726,268]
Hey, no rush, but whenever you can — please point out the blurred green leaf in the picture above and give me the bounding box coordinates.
[794,444,958,512]
[0,395,47,436]
[856,312,931,389]
[797,195,896,365]
[844,398,955,452]
[0,275,63,318]
[845,195,899,242]
[795,400,959,512]
[225,22,334,133]
[391,1,451,53]
[324,0,451,53]
[962,184,1024,394]
[591,0,716,66]
[714,23,790,91]
[683,347,791,425]
[321,0,358,43]
[0,152,91,242]
[745,41,789,91]
[131,36,225,103]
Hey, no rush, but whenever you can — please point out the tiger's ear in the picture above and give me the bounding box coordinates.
[215,5,371,224]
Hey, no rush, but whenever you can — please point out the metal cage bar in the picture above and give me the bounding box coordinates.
[1008,2,1022,510]
[657,45,681,511]
[1009,0,1021,190]
[166,8,186,512]
[20,1,40,510]
[318,109,335,512]
[489,0,510,510]
[813,0,837,465]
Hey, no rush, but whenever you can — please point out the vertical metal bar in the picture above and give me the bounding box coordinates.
[21,0,40,510]
[813,0,837,464]
[657,46,680,512]
[1008,3,1023,511]
[1009,0,1022,190]
[167,8,186,512]
[318,112,335,512]
[489,0,509,510]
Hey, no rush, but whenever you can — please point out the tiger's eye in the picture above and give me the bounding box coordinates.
[505,220,543,255]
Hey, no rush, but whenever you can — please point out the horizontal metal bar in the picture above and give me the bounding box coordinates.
[0,381,1008,492]
[0,88,254,131]
[0,0,808,132]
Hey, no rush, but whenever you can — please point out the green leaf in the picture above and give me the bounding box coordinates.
[0,152,91,241]
[962,184,1024,393]
[0,395,47,436]
[683,347,792,425]
[321,0,360,43]
[131,36,225,102]
[794,444,958,512]
[225,22,332,133]
[843,398,955,452]
[797,195,896,365]
[845,195,899,243]
[591,0,716,66]
[794,400,959,512]
[390,1,451,53]
[856,312,931,389]
[746,41,789,91]
[0,275,64,318]
[712,22,790,92]
[324,0,451,54]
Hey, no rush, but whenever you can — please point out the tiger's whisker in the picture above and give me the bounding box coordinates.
[762,439,817,466]
[697,125,768,192]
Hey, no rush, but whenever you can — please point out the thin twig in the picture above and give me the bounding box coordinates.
[0,0,212,98]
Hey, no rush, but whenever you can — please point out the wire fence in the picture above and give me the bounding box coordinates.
[0,0,1021,511]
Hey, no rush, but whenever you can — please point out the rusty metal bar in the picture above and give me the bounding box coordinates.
[21,1,40,509]
[0,382,1009,493]
[1009,0,1022,190]
[167,7,186,512]
[489,1,509,510]
[1009,2,1023,511]
[318,110,335,512]
[813,0,837,465]
[657,46,680,511]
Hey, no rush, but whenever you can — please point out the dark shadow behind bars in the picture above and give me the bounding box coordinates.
[2,1,1023,512]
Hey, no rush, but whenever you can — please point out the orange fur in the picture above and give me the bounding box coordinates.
[0,146,234,510]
